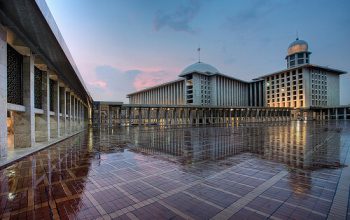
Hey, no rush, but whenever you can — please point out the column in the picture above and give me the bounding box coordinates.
[183,109,186,125]
[165,109,168,125]
[0,25,7,156]
[189,109,193,125]
[156,108,160,125]
[69,93,72,133]
[203,109,207,125]
[128,107,132,125]
[77,100,80,128]
[147,108,151,125]
[71,95,75,131]
[138,108,142,126]
[118,107,121,125]
[56,81,60,137]
[223,110,226,124]
[13,53,35,148]
[35,70,50,142]
[59,86,66,135]
[335,108,338,120]
[174,108,177,125]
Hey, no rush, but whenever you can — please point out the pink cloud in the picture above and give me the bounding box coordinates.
[88,80,108,89]
[133,70,176,91]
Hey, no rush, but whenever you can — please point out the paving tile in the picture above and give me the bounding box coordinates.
[0,121,349,219]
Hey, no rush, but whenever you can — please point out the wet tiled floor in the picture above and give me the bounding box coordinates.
[0,120,349,219]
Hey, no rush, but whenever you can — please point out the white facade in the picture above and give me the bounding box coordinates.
[128,39,346,108]
[128,62,263,107]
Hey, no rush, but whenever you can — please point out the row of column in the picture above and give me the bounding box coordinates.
[0,25,89,157]
[295,108,350,120]
[94,107,291,127]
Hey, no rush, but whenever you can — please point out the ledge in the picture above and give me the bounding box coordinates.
[0,129,86,168]
[7,103,26,112]
[34,108,44,114]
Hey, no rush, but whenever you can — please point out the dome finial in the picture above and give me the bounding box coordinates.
[296,30,299,41]
[197,46,201,63]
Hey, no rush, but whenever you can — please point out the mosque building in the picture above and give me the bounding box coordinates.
[127,38,346,108]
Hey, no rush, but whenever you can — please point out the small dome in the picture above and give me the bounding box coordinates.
[180,62,220,76]
[287,38,309,55]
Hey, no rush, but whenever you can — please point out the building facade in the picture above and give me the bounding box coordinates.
[256,38,345,108]
[0,0,92,158]
[127,39,346,109]
[128,62,265,107]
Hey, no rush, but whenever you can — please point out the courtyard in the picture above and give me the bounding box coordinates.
[0,121,349,219]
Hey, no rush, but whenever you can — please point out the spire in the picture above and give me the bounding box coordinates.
[197,46,201,63]
[296,31,299,41]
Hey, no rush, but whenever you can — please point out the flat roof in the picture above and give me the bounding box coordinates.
[253,64,347,80]
[94,101,124,105]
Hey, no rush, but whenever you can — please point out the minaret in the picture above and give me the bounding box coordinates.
[285,38,311,68]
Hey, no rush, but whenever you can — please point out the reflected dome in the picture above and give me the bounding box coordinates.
[180,62,220,76]
[287,38,309,55]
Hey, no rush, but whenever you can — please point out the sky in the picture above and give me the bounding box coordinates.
[45,0,350,104]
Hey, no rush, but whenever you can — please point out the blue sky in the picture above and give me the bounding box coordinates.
[46,0,350,104]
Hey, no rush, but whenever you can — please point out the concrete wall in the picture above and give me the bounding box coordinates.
[327,72,340,106]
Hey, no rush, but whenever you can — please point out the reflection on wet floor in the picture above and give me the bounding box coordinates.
[0,121,349,219]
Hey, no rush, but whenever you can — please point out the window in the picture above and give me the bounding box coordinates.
[297,53,304,58]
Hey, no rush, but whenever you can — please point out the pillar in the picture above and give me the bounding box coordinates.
[147,108,151,125]
[344,108,346,120]
[156,108,160,125]
[35,71,50,142]
[182,109,186,125]
[13,54,35,148]
[0,26,7,156]
[118,107,121,125]
[174,108,177,125]
[138,108,142,126]
[335,108,338,120]
[165,109,168,125]
[69,93,72,133]
[128,107,132,125]
[73,96,76,130]
[202,109,207,125]
[62,88,67,135]
[189,109,193,125]
[223,110,226,124]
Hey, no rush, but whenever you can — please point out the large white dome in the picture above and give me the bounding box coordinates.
[180,62,220,76]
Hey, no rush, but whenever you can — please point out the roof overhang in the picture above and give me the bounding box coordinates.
[0,0,92,104]
[253,64,347,80]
